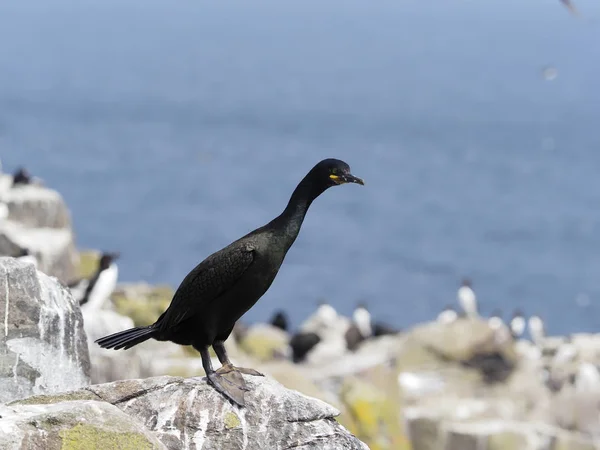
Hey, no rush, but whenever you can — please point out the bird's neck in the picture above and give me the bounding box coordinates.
[271,173,326,248]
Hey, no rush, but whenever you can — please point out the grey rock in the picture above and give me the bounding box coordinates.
[406,416,441,450]
[0,221,78,284]
[89,376,367,450]
[0,399,166,450]
[0,178,71,229]
[407,418,599,450]
[0,174,78,283]
[2,375,368,450]
[0,257,90,404]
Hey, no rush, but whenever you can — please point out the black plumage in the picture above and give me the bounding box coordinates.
[290,332,321,363]
[373,322,401,336]
[96,159,364,406]
[270,310,289,332]
[12,167,32,187]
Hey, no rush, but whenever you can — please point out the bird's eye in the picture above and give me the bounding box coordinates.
[331,168,338,175]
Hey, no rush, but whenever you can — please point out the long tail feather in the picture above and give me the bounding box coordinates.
[95,326,156,350]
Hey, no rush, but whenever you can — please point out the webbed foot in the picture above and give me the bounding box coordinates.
[216,363,264,377]
[206,371,246,407]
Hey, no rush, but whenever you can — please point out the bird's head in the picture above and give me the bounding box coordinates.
[312,159,364,189]
[99,251,120,269]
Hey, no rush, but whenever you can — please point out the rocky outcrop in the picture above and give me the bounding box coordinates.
[239,323,291,361]
[0,257,90,404]
[0,179,72,229]
[1,375,368,450]
[0,398,165,450]
[0,175,78,283]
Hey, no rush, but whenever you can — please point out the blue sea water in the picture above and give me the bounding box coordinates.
[2,0,600,334]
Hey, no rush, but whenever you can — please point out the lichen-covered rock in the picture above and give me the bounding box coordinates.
[0,257,90,404]
[239,323,291,361]
[111,282,174,327]
[406,419,599,450]
[3,375,368,450]
[402,318,516,368]
[339,377,408,450]
[92,376,368,450]
[0,400,166,450]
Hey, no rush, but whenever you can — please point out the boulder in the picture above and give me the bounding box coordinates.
[239,323,291,361]
[0,177,71,229]
[0,399,166,450]
[1,375,369,450]
[0,257,90,404]
[0,221,78,284]
[433,420,596,450]
[0,174,78,283]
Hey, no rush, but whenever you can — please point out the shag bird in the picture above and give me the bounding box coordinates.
[290,332,322,363]
[269,310,289,332]
[457,278,478,318]
[69,252,120,308]
[11,167,33,187]
[290,300,347,364]
[96,159,364,406]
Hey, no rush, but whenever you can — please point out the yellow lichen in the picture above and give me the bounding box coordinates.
[59,424,158,450]
[77,250,100,280]
[224,411,241,429]
[111,285,173,327]
[339,375,411,450]
[239,333,287,362]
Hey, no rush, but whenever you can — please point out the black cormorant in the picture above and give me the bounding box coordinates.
[269,310,289,332]
[12,167,32,187]
[96,159,364,406]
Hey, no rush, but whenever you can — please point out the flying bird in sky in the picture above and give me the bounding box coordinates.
[560,0,579,16]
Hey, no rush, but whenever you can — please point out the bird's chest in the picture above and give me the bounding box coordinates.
[243,251,284,296]
[221,249,284,315]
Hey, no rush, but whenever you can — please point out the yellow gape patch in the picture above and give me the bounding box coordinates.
[329,174,341,183]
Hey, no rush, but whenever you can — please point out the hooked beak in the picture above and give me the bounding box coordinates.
[345,174,365,185]
[330,173,365,186]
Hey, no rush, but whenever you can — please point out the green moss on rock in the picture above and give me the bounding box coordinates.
[59,424,159,450]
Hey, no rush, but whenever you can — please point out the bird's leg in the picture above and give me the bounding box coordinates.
[213,340,264,377]
[198,345,247,406]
